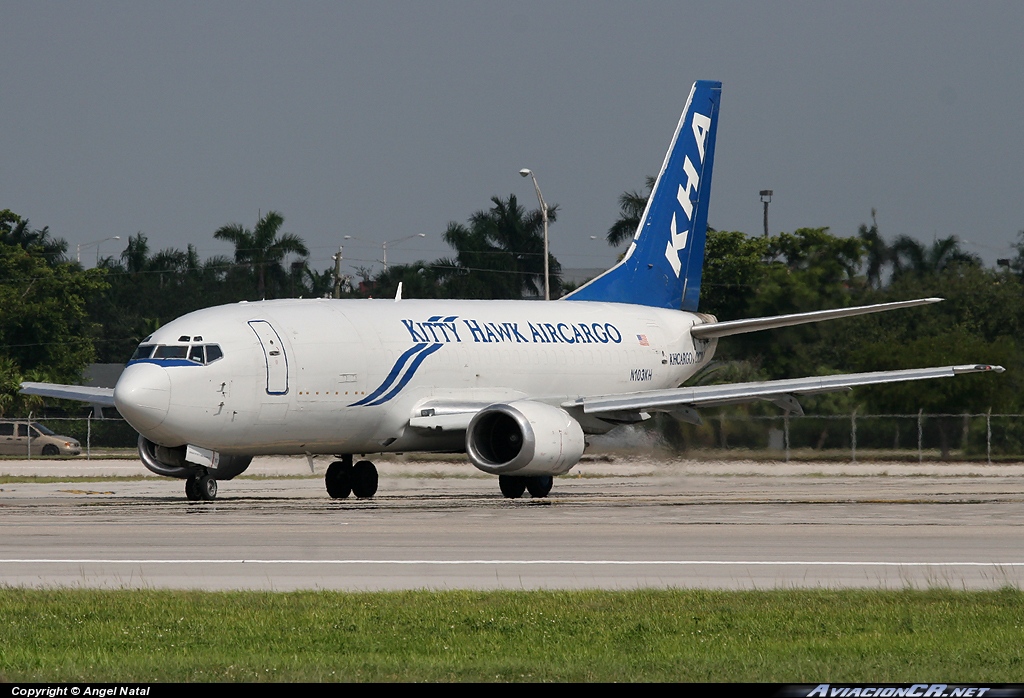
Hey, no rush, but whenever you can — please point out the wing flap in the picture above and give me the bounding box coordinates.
[20,382,116,406]
[570,364,1004,415]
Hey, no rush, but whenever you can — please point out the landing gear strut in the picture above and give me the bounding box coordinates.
[499,475,553,499]
[326,455,377,499]
[185,468,217,501]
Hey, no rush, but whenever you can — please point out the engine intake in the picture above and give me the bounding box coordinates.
[137,436,252,480]
[466,401,585,476]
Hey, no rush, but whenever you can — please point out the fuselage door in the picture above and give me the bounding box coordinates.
[248,320,289,395]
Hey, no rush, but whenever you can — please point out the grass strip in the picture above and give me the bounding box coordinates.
[2,588,1023,682]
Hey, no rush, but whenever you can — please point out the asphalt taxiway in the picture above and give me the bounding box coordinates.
[2,455,1023,590]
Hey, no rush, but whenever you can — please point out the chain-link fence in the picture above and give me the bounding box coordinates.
[7,412,1024,462]
[1,416,138,459]
[659,411,1024,462]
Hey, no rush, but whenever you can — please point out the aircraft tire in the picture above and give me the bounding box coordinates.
[526,475,553,498]
[198,473,218,501]
[498,475,527,499]
[325,461,352,499]
[184,476,201,501]
[352,460,378,499]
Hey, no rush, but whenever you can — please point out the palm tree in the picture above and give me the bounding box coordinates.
[890,235,980,279]
[439,195,560,299]
[857,209,889,289]
[0,211,69,265]
[119,233,150,274]
[606,176,655,247]
[214,211,309,299]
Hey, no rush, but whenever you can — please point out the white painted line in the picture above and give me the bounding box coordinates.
[2,559,1024,567]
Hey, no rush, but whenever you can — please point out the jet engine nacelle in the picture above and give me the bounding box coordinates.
[466,401,585,476]
[137,436,252,480]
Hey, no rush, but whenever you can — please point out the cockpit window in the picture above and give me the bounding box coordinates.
[131,344,155,360]
[131,343,224,364]
[153,345,188,359]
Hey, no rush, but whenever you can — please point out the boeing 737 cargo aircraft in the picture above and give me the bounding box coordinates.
[22,81,1003,501]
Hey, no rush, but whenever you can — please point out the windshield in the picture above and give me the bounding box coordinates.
[153,345,188,359]
[31,422,55,436]
[130,343,224,365]
[131,344,155,360]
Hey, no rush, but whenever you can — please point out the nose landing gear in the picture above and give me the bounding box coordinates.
[185,468,218,501]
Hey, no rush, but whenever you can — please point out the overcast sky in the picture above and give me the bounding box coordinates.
[4,1,1023,276]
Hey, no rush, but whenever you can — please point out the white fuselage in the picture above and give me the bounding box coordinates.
[113,298,718,456]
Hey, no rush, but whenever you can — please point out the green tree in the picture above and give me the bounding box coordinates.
[437,195,560,299]
[606,176,655,247]
[890,235,980,280]
[699,230,769,321]
[730,228,866,378]
[214,211,309,299]
[1009,230,1024,278]
[365,262,445,300]
[0,242,107,411]
[0,209,69,266]
[88,234,249,362]
[857,209,890,289]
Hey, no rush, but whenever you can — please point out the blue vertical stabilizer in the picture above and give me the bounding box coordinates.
[565,80,721,311]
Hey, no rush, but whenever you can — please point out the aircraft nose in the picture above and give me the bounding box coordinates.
[114,363,172,432]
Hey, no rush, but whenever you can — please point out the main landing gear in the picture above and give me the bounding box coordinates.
[498,475,553,499]
[184,468,218,501]
[325,455,378,499]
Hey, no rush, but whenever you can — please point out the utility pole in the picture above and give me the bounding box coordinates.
[332,246,343,299]
[760,190,773,237]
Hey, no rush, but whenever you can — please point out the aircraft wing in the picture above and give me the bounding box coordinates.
[567,364,1004,416]
[19,382,116,407]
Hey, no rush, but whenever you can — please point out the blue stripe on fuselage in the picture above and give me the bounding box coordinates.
[362,343,444,406]
[127,358,202,368]
[350,343,431,406]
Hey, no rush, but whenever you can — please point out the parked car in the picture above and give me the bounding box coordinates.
[0,420,81,456]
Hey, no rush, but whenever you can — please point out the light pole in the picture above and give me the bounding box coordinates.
[77,236,121,265]
[332,246,345,298]
[759,190,773,238]
[519,168,549,300]
[344,234,426,271]
[382,234,426,271]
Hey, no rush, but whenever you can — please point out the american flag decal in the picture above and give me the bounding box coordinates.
[637,334,649,346]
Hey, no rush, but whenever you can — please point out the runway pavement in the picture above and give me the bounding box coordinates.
[2,455,1023,591]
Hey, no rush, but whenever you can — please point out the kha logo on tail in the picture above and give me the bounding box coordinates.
[664,111,712,277]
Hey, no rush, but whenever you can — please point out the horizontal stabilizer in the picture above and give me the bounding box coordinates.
[20,382,116,407]
[570,364,1004,415]
[690,298,943,340]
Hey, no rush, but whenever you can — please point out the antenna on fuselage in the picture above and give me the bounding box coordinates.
[394,282,403,301]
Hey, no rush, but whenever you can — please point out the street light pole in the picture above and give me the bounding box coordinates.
[382,233,426,271]
[519,168,549,300]
[77,236,121,265]
[332,246,344,298]
[343,233,426,271]
[759,190,773,238]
